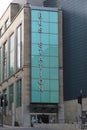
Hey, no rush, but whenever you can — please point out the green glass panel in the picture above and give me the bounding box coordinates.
[32,79,39,91]
[31,10,40,21]
[32,56,49,67]
[50,57,58,67]
[41,10,49,22]
[32,44,49,56]
[50,45,58,56]
[42,22,49,33]
[42,68,49,79]
[32,44,39,55]
[43,80,49,91]
[32,55,39,67]
[50,91,59,103]
[50,34,58,45]
[43,56,49,67]
[50,80,59,91]
[32,67,40,78]
[32,33,40,43]
[42,44,49,56]
[50,23,58,34]
[50,68,58,79]
[41,34,49,44]
[41,91,49,102]
[50,11,58,23]
[31,9,59,103]
[32,79,49,91]
[32,21,39,32]
[32,67,49,79]
[32,91,40,102]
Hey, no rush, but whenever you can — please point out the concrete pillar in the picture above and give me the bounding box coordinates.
[58,9,65,123]
[21,7,31,127]
[21,67,30,127]
[22,104,30,127]
[7,38,10,77]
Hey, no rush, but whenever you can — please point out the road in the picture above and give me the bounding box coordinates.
[0,127,58,130]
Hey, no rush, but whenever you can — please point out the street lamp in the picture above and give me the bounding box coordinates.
[78,90,83,130]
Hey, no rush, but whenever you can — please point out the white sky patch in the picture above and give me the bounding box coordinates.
[0,0,12,18]
[0,0,45,18]
[0,0,28,18]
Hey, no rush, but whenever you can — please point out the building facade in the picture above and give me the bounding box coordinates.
[0,2,63,126]
[43,0,87,123]
[57,0,87,123]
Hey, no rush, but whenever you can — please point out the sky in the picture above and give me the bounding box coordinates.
[0,0,12,18]
[0,0,47,18]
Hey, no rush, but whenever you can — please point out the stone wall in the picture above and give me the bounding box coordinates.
[64,98,87,123]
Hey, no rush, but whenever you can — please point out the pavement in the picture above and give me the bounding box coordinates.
[1,124,87,130]
[0,126,58,130]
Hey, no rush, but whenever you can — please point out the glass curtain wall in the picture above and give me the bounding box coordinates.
[31,8,59,103]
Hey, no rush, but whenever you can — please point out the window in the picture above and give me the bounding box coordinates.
[0,48,2,83]
[9,84,14,110]
[5,19,9,29]
[17,24,22,69]
[16,79,22,107]
[3,41,8,80]
[0,27,2,37]
[10,33,14,75]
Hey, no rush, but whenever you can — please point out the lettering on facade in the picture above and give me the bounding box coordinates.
[38,12,43,92]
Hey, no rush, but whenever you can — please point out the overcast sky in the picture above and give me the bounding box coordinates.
[0,0,12,18]
[0,0,46,18]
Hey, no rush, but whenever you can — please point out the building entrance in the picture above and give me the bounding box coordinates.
[31,113,57,124]
[37,114,49,123]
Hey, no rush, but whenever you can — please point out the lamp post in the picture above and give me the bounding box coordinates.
[80,90,83,130]
[1,99,4,127]
[78,90,83,130]
[1,93,8,127]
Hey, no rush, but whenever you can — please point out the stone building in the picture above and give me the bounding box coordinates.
[0,1,63,126]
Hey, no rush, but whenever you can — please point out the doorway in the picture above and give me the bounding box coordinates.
[37,114,49,123]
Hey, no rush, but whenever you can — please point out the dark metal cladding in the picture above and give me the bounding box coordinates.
[44,0,87,100]
[43,0,57,7]
[57,0,87,100]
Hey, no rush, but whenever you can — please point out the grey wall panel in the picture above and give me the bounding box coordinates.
[45,0,87,100]
[58,0,87,100]
[43,0,58,7]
